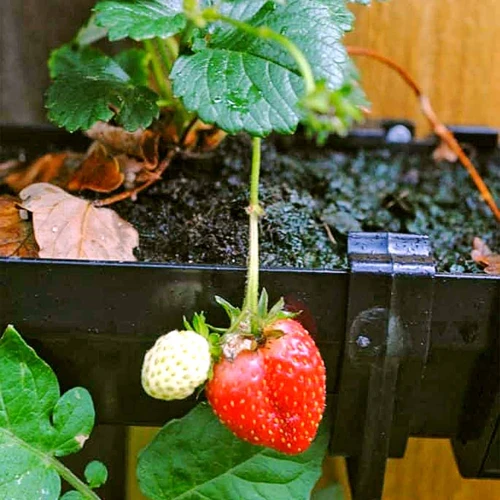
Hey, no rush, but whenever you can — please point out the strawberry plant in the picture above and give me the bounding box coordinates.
[2,0,499,498]
[0,0,370,264]
[1,1,446,499]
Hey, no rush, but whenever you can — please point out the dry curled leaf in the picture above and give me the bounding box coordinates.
[471,237,500,275]
[182,120,226,152]
[19,183,138,261]
[0,195,39,257]
[2,152,84,193]
[86,122,159,170]
[67,142,124,193]
[433,140,458,163]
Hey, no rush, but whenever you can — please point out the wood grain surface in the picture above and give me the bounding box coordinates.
[321,439,500,500]
[346,0,500,135]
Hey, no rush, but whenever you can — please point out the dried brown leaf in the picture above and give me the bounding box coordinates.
[0,194,39,257]
[2,152,84,193]
[183,120,226,152]
[86,122,159,169]
[67,142,124,193]
[433,140,458,163]
[471,237,500,275]
[19,183,138,261]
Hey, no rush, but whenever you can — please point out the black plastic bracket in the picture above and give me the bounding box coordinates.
[452,286,500,479]
[330,232,435,500]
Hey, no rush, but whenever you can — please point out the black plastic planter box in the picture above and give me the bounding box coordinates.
[1,124,499,500]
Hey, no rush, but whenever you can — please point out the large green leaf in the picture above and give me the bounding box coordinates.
[171,48,304,136]
[0,326,95,499]
[46,45,159,132]
[94,0,187,41]
[171,0,354,136]
[137,403,330,500]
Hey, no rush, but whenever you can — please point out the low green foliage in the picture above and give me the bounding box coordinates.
[47,45,159,132]
[94,0,188,41]
[0,326,337,499]
[84,461,108,490]
[0,326,100,499]
[137,403,330,500]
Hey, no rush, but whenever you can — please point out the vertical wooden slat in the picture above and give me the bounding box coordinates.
[346,0,500,135]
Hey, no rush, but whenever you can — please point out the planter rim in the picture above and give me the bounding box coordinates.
[0,256,498,281]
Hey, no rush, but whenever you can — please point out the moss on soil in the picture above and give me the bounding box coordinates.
[114,135,499,273]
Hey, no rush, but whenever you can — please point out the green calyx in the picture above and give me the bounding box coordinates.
[215,289,296,339]
[183,312,222,361]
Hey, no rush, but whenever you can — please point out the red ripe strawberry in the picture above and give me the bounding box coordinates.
[206,318,326,454]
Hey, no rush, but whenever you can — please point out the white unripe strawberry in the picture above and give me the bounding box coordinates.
[141,330,211,401]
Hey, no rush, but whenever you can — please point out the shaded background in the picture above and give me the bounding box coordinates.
[1,0,499,498]
[0,0,95,124]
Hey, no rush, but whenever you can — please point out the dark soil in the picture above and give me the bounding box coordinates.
[111,135,500,273]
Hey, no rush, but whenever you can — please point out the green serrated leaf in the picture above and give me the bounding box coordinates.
[137,403,329,500]
[46,45,159,132]
[84,460,108,489]
[94,0,187,41]
[172,0,354,136]
[48,44,103,79]
[75,14,108,46]
[0,326,95,499]
[172,49,303,136]
[114,48,151,86]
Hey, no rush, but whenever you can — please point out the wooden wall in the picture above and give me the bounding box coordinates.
[345,0,500,135]
[327,438,500,500]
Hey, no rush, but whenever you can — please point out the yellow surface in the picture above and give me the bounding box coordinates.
[326,439,500,500]
[127,427,159,500]
[127,430,500,499]
[346,0,500,135]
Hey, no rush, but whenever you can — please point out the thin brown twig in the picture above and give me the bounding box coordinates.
[322,221,337,247]
[93,147,179,207]
[347,46,500,222]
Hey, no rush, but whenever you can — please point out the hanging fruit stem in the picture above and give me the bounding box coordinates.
[243,137,263,332]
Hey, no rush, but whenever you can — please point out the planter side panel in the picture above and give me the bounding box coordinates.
[0,259,348,425]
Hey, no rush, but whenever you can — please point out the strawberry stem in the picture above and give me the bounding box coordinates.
[244,137,262,331]
[143,39,171,101]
